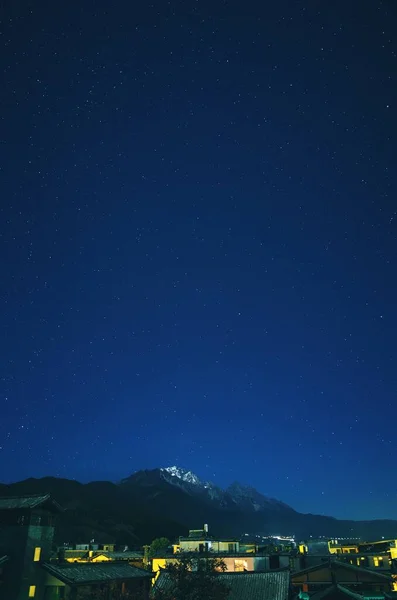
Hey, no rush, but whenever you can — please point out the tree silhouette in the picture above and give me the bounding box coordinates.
[153,551,230,600]
[149,537,171,557]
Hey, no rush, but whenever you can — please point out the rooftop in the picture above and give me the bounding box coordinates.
[292,559,392,580]
[152,549,294,558]
[329,542,360,547]
[60,551,90,559]
[42,562,153,586]
[103,551,143,560]
[57,550,143,560]
[315,553,392,559]
[181,534,215,541]
[154,570,290,600]
[179,536,240,542]
[310,584,386,600]
[0,556,8,566]
[0,494,62,512]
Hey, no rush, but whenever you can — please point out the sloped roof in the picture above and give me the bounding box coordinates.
[310,584,386,600]
[154,570,290,600]
[180,534,215,541]
[180,538,240,543]
[63,551,90,559]
[105,551,144,560]
[292,560,392,581]
[42,562,153,586]
[0,494,62,512]
[52,550,144,562]
[69,550,144,561]
[0,556,8,566]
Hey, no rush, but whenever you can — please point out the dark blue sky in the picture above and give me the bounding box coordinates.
[1,0,396,521]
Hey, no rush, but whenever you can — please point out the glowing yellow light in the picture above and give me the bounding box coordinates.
[33,548,41,562]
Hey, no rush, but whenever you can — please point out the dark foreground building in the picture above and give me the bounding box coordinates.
[0,494,62,599]
[0,494,153,600]
[41,561,153,599]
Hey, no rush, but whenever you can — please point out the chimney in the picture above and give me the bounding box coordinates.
[143,545,150,566]
[204,524,209,533]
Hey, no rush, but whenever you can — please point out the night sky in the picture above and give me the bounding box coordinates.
[1,0,396,521]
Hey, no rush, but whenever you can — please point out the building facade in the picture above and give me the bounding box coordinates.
[0,494,62,600]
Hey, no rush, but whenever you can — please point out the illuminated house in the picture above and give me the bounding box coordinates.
[150,525,294,579]
[299,539,396,575]
[0,494,62,600]
[326,540,397,563]
[296,552,395,574]
[174,524,241,553]
[151,554,259,578]
[328,541,360,555]
[151,552,295,579]
[298,539,397,578]
[60,549,142,562]
[357,541,397,561]
[67,543,115,552]
[59,548,145,570]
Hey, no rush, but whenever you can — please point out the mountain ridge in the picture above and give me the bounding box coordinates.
[123,466,294,511]
[1,466,397,546]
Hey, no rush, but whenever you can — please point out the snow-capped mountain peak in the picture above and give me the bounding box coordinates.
[161,466,202,486]
[123,467,294,515]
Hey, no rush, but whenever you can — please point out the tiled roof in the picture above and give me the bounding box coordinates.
[51,550,144,562]
[154,570,290,600]
[0,494,62,511]
[63,551,90,559]
[310,584,386,600]
[292,560,392,580]
[180,535,215,541]
[106,552,143,560]
[180,533,240,542]
[333,561,392,579]
[151,550,276,559]
[0,555,8,566]
[42,562,153,585]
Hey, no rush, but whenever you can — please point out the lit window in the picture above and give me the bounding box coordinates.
[33,548,41,562]
[234,560,248,572]
[29,586,36,597]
